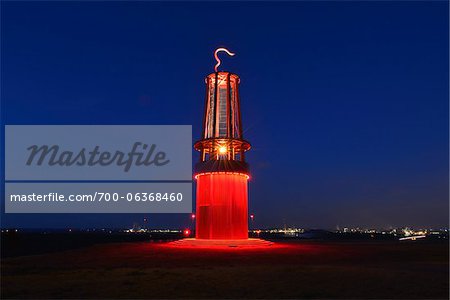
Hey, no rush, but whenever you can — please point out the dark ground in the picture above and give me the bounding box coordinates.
[1,233,448,299]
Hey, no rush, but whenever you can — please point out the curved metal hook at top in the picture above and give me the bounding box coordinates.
[214,48,235,72]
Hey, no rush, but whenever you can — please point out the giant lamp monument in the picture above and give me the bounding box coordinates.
[173,48,271,247]
[194,48,250,239]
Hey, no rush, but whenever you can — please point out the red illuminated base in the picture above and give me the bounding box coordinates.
[196,173,249,239]
[168,238,274,248]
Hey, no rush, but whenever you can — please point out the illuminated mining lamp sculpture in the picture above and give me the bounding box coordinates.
[194,48,251,239]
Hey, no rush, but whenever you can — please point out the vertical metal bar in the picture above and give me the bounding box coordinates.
[231,77,235,139]
[212,72,219,137]
[235,77,245,162]
[226,73,231,138]
[236,76,243,139]
[202,77,210,139]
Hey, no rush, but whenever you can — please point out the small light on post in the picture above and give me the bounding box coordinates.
[183,229,191,237]
[191,214,196,220]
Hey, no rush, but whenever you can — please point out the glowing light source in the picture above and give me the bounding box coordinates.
[218,146,227,154]
[183,229,191,237]
[191,214,196,220]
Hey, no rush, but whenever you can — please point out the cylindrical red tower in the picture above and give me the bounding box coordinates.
[194,49,251,240]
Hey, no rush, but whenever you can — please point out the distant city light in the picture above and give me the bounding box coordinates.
[399,235,426,241]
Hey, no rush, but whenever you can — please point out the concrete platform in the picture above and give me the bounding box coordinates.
[168,238,274,248]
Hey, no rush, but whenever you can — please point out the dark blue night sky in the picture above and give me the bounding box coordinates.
[1,1,448,229]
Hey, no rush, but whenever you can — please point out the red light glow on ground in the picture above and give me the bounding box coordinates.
[168,238,276,250]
